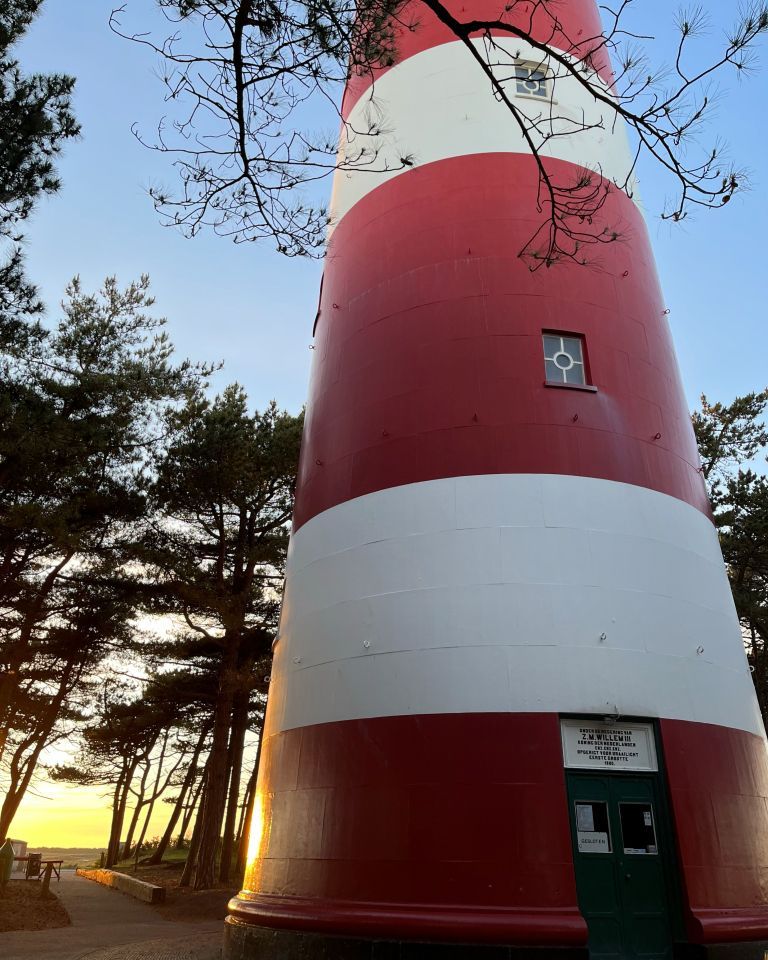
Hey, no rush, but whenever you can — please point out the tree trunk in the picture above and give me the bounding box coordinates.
[133,800,153,859]
[133,792,156,858]
[0,658,77,842]
[0,738,46,842]
[105,771,127,866]
[193,645,239,890]
[106,761,137,867]
[177,768,205,848]
[121,761,150,861]
[148,726,208,865]
[147,786,189,866]
[218,690,249,882]
[118,797,142,863]
[179,769,207,888]
[0,552,74,764]
[133,731,170,857]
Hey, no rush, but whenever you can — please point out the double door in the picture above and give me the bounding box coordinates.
[566,773,678,960]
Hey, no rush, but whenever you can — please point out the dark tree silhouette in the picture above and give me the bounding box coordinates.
[693,390,768,724]
[0,0,79,334]
[0,276,209,841]
[52,680,190,867]
[136,388,302,889]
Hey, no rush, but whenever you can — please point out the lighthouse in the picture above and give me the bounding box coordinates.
[227,1,768,957]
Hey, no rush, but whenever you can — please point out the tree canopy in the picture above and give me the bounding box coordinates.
[0,0,78,334]
[0,275,209,840]
[693,391,768,721]
[137,388,302,888]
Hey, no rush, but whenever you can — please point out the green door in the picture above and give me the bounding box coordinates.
[566,773,676,960]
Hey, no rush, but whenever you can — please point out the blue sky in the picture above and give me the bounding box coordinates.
[17,0,768,416]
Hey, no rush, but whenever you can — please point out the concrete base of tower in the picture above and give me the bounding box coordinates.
[223,921,768,960]
[681,947,768,960]
[223,920,589,960]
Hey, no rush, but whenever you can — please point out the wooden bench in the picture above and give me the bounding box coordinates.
[14,856,63,881]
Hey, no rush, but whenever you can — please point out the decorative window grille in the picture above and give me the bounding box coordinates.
[543,333,587,386]
[515,64,549,99]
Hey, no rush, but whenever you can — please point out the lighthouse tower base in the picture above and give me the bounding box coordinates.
[223,921,589,959]
[223,920,768,960]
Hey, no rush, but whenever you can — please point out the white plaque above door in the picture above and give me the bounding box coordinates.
[561,719,658,772]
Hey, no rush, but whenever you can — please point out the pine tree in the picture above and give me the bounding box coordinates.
[0,0,79,337]
[693,391,768,723]
[137,388,302,888]
[0,276,209,840]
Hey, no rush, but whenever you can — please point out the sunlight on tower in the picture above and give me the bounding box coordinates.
[243,791,269,893]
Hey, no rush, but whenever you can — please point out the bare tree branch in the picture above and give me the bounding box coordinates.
[113,0,768,265]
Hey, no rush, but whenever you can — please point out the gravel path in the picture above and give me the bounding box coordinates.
[0,870,223,960]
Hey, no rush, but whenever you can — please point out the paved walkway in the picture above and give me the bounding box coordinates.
[0,871,223,960]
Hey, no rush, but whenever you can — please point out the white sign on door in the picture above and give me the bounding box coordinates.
[561,719,658,772]
[577,832,611,854]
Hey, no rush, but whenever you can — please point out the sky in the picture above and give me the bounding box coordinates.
[8,0,768,847]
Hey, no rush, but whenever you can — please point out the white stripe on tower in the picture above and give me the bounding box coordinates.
[330,37,636,226]
[265,475,759,739]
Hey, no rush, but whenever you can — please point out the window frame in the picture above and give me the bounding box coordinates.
[573,799,613,855]
[514,61,554,102]
[618,801,659,857]
[542,330,597,393]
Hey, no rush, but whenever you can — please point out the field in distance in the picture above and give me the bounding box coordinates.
[33,847,103,868]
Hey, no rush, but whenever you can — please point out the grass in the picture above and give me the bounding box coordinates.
[112,846,189,871]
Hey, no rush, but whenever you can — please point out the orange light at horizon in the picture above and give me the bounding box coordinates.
[9,783,114,848]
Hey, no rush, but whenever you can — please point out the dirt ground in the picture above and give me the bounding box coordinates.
[113,861,237,923]
[0,879,71,933]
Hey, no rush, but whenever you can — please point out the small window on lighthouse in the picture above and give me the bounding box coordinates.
[543,333,587,386]
[515,64,549,99]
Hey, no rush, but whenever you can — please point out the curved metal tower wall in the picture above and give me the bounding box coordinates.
[229,0,768,951]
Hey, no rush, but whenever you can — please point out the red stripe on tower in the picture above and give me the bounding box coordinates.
[228,0,768,955]
[342,0,614,116]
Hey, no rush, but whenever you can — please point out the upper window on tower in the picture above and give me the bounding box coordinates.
[515,63,550,99]
[543,333,589,387]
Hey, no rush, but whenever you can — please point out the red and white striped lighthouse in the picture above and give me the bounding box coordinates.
[228,1,768,956]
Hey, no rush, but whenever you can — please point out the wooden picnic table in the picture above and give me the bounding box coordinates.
[13,856,63,881]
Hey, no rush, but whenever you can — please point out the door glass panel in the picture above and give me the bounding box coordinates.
[574,801,611,853]
[619,802,658,855]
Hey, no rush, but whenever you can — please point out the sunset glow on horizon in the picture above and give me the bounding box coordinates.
[10,782,168,849]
